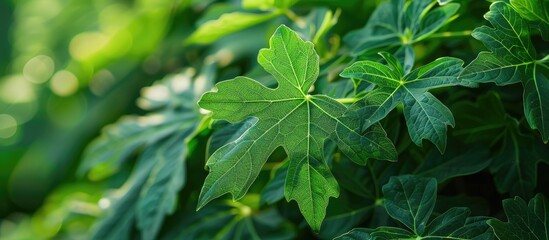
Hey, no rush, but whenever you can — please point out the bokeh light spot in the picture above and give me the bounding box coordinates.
[0,114,18,139]
[69,32,109,61]
[50,71,79,96]
[23,55,55,84]
[0,75,36,103]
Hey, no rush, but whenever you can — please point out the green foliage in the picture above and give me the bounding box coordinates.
[459,1,549,143]
[488,194,549,240]
[341,53,464,152]
[197,25,396,231]
[2,0,549,239]
[337,175,494,240]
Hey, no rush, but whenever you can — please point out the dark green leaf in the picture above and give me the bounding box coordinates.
[344,0,460,56]
[382,175,437,235]
[164,196,296,240]
[488,194,549,240]
[414,148,491,183]
[459,2,549,142]
[260,161,288,205]
[341,53,464,152]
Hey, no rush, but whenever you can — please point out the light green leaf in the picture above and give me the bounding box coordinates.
[382,175,437,235]
[241,0,299,10]
[341,53,464,152]
[197,25,396,231]
[459,2,549,142]
[186,11,281,45]
[344,0,460,56]
[488,194,549,240]
[242,0,276,10]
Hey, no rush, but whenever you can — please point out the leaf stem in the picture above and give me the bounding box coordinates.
[428,30,473,39]
[336,98,360,104]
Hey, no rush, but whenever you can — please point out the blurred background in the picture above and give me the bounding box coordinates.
[0,0,217,237]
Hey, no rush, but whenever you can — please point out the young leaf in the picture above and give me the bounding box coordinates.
[197,25,397,231]
[344,0,460,56]
[459,2,549,142]
[186,11,281,45]
[341,52,464,152]
[488,194,549,240]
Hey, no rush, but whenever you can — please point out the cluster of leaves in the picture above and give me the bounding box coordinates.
[4,0,549,239]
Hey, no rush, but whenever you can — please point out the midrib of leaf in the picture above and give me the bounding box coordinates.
[282,35,307,95]
[500,6,538,60]
[531,64,547,135]
[421,236,468,240]
[400,180,419,235]
[402,86,441,137]
[205,98,304,103]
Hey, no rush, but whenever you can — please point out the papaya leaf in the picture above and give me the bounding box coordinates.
[344,0,460,56]
[340,52,464,152]
[488,194,549,240]
[197,25,397,231]
[459,2,549,142]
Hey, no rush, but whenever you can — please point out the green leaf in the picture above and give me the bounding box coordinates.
[341,52,464,152]
[509,0,549,40]
[84,70,207,240]
[451,92,509,144]
[414,148,491,183]
[92,132,193,240]
[242,0,298,9]
[488,194,549,240]
[164,195,296,240]
[206,120,256,158]
[197,25,396,231]
[344,0,460,56]
[135,133,190,240]
[382,175,437,235]
[334,228,372,240]
[78,113,190,180]
[186,11,281,45]
[490,125,547,198]
[459,2,549,142]
[260,160,288,205]
[359,175,494,239]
